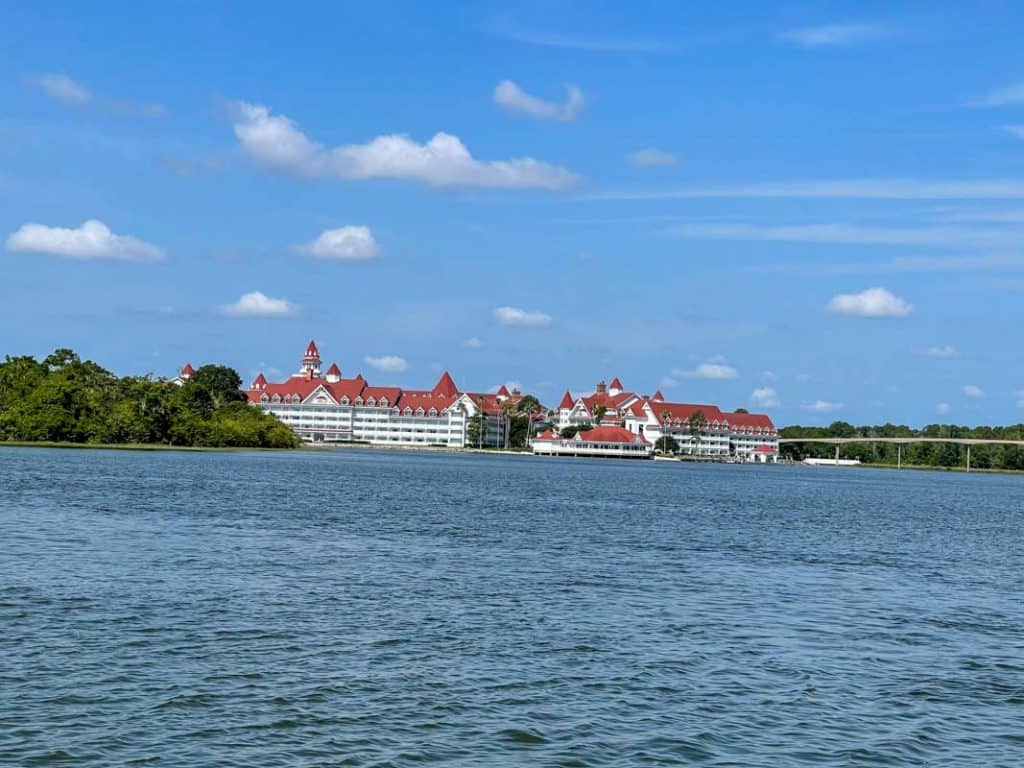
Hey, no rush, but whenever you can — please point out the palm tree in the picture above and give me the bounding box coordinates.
[501,402,515,449]
[687,410,708,456]
[516,395,541,447]
[660,409,672,453]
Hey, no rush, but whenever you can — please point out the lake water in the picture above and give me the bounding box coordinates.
[1,447,1022,766]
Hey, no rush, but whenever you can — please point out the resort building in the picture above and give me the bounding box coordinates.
[622,395,779,461]
[552,378,642,432]
[455,386,541,449]
[248,341,467,447]
[246,341,543,448]
[171,363,194,387]
[531,426,653,459]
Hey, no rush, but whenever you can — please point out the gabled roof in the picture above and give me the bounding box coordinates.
[433,371,458,398]
[304,340,320,358]
[496,384,511,397]
[181,363,194,376]
[534,429,558,440]
[651,389,664,401]
[326,362,341,376]
[557,390,574,410]
[754,444,776,453]
[609,377,623,390]
[251,372,267,388]
[581,390,636,412]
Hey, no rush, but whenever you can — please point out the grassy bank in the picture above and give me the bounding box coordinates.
[0,440,289,453]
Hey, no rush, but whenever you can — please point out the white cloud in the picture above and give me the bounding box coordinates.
[780,22,891,48]
[627,148,679,167]
[493,80,584,122]
[1000,125,1024,139]
[660,376,679,388]
[463,337,484,349]
[674,362,739,380]
[6,219,164,261]
[761,370,778,381]
[583,178,1024,202]
[919,345,959,358]
[936,402,951,415]
[751,387,780,408]
[232,101,579,190]
[971,82,1024,108]
[364,355,408,373]
[220,291,296,317]
[25,73,166,116]
[802,400,844,413]
[26,73,90,104]
[494,19,667,53]
[493,306,553,327]
[764,253,1024,276]
[298,225,379,260]
[1015,390,1024,408]
[963,384,985,399]
[670,222,1024,249]
[826,287,913,318]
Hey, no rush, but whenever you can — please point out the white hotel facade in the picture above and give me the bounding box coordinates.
[548,378,780,462]
[241,342,779,459]
[246,341,523,448]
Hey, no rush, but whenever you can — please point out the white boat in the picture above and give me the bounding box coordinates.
[803,457,862,467]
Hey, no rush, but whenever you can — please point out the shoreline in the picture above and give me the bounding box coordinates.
[0,441,291,453]
[3,440,1023,475]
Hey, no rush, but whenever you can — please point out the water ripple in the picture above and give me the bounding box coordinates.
[1,447,1022,766]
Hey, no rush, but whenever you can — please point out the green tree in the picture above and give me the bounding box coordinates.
[655,435,680,454]
[188,365,246,408]
[686,410,708,455]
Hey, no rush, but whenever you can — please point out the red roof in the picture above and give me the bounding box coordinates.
[648,402,727,425]
[304,340,320,359]
[326,362,341,376]
[609,377,623,390]
[181,363,194,376]
[577,426,648,444]
[651,389,664,401]
[496,384,511,397]
[754,444,776,453]
[557,390,574,410]
[726,412,776,430]
[625,401,646,418]
[534,429,557,440]
[433,371,458,398]
[251,372,267,388]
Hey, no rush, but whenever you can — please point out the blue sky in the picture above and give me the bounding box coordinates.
[2,1,1024,426]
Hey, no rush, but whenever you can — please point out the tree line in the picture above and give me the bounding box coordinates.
[0,349,299,448]
[781,421,1024,471]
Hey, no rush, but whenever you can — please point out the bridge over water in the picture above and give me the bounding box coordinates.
[777,437,1024,471]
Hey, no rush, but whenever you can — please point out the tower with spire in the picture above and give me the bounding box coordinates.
[299,340,321,380]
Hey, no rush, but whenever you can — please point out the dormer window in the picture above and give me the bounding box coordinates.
[380,397,388,407]
[403,407,413,415]
[367,397,376,406]
[428,408,438,416]
[271,394,281,403]
[415,407,425,416]
[260,394,269,403]
[355,397,363,406]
